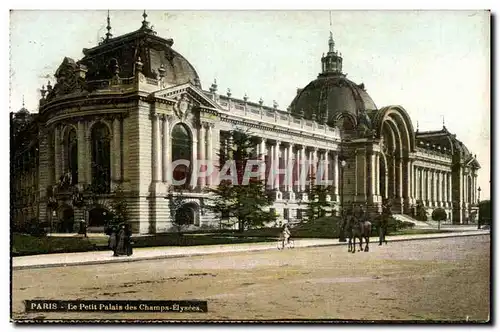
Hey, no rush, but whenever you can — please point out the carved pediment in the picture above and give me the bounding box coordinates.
[46,57,88,101]
[152,82,221,111]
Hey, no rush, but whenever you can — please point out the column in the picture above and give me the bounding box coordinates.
[259,139,266,182]
[282,144,288,192]
[151,113,162,183]
[54,125,61,182]
[198,124,206,188]
[437,171,442,206]
[396,157,403,198]
[191,136,198,189]
[77,121,86,185]
[312,148,318,185]
[448,172,453,207]
[417,167,423,200]
[275,141,281,190]
[269,143,274,190]
[287,144,294,192]
[422,168,429,205]
[206,124,213,186]
[112,117,122,183]
[370,152,376,198]
[162,116,170,183]
[301,146,306,192]
[295,147,301,193]
[324,150,329,187]
[333,152,339,197]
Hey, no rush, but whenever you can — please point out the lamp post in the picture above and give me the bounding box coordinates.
[339,156,347,242]
[477,186,482,229]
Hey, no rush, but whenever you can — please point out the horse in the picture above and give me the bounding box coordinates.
[345,215,372,253]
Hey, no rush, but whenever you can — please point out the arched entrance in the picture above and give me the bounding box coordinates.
[88,206,113,228]
[171,123,192,189]
[374,106,416,213]
[91,122,111,193]
[175,203,199,226]
[379,154,387,199]
[59,206,75,233]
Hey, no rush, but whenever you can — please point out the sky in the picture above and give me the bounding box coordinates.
[9,10,491,199]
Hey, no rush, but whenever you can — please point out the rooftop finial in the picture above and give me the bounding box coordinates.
[22,95,25,108]
[141,10,150,29]
[416,121,419,132]
[442,115,445,128]
[105,10,113,40]
[328,11,334,53]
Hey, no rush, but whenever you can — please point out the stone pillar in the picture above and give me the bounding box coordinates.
[206,124,213,187]
[301,145,306,192]
[191,137,198,190]
[356,148,367,202]
[269,143,275,190]
[259,139,266,182]
[426,169,431,205]
[77,121,86,185]
[448,172,452,207]
[162,115,170,184]
[312,148,318,185]
[112,117,122,184]
[287,144,294,192]
[198,124,206,188]
[396,157,403,199]
[54,125,61,182]
[333,151,339,198]
[415,167,422,200]
[324,150,329,187]
[274,141,281,190]
[366,150,374,200]
[151,113,162,183]
[283,144,288,192]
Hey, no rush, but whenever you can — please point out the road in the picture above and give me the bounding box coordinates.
[12,235,490,322]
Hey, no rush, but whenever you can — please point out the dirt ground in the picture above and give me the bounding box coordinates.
[12,235,490,322]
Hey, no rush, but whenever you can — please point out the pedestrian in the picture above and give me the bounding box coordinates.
[124,223,133,256]
[115,224,127,256]
[79,219,87,237]
[108,225,118,256]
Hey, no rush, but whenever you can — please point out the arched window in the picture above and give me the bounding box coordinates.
[171,124,192,189]
[66,128,78,185]
[91,123,111,193]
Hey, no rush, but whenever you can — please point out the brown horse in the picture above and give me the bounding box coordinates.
[345,215,372,253]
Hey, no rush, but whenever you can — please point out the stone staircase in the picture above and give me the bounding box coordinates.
[392,214,435,229]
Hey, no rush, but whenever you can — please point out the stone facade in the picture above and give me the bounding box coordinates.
[10,16,481,233]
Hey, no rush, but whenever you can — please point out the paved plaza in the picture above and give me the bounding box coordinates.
[12,234,490,322]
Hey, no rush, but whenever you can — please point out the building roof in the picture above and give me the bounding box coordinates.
[289,33,377,125]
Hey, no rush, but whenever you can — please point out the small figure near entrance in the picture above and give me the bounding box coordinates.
[108,225,118,256]
[379,199,392,246]
[78,219,87,237]
[114,223,133,256]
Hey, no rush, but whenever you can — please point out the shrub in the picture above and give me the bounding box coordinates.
[432,208,447,222]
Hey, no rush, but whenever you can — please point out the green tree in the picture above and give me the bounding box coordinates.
[432,207,447,230]
[109,185,129,226]
[304,176,332,221]
[167,189,192,236]
[206,130,276,231]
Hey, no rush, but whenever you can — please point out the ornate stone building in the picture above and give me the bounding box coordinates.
[10,14,480,233]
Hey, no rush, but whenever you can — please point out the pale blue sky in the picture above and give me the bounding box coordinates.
[9,10,490,199]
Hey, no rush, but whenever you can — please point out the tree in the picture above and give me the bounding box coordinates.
[167,189,192,236]
[206,130,276,231]
[109,185,129,226]
[432,207,447,230]
[478,200,491,227]
[304,176,331,221]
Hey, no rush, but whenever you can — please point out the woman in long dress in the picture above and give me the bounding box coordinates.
[115,224,127,256]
